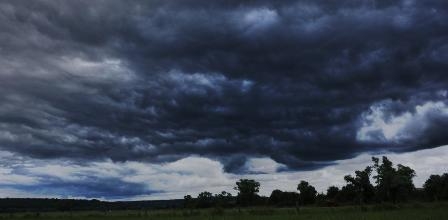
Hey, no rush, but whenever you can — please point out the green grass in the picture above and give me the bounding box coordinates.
[1,203,447,220]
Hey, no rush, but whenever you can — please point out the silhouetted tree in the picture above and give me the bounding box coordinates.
[234,179,260,206]
[183,195,193,209]
[297,181,317,205]
[315,192,328,206]
[268,189,283,205]
[424,173,448,201]
[197,191,214,208]
[336,184,357,203]
[326,186,340,200]
[372,156,416,203]
[214,191,233,207]
[268,189,299,207]
[344,166,375,204]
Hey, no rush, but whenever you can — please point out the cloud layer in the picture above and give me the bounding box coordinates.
[1,146,447,200]
[0,0,447,179]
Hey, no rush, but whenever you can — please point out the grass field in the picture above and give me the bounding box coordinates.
[1,203,447,220]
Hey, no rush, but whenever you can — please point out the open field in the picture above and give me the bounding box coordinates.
[1,203,447,220]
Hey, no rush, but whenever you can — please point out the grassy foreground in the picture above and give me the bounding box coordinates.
[1,203,447,220]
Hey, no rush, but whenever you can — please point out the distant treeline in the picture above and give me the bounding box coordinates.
[0,156,447,212]
[0,198,183,213]
[184,156,448,209]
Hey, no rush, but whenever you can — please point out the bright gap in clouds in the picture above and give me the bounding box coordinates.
[0,145,446,201]
[358,100,448,143]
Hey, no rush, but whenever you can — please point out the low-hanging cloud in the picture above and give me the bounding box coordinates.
[1,146,447,200]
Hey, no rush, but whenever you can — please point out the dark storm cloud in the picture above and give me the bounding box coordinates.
[0,0,448,172]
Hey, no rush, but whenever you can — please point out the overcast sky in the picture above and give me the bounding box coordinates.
[0,0,447,200]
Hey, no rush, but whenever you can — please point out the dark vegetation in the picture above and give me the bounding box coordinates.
[185,157,447,209]
[0,157,447,213]
[0,199,184,213]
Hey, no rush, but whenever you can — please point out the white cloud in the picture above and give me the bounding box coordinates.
[235,8,279,35]
[244,157,286,174]
[164,70,254,97]
[0,146,447,200]
[357,101,448,143]
[56,56,135,82]
[244,8,278,27]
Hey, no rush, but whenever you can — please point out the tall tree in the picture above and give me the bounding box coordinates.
[336,184,357,203]
[326,186,340,200]
[424,173,448,201]
[234,179,260,206]
[297,181,317,205]
[344,166,375,204]
[372,156,416,203]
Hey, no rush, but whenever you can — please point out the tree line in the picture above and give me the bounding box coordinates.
[184,156,448,208]
[0,156,446,212]
[0,198,185,213]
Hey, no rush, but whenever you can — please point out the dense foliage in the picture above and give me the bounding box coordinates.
[234,179,261,207]
[424,173,448,201]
